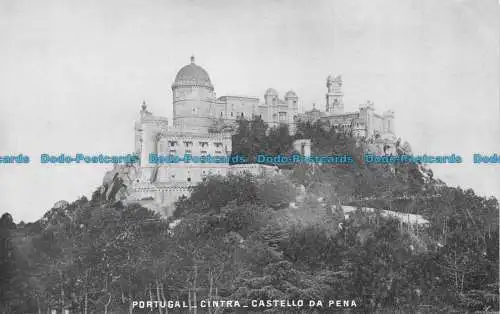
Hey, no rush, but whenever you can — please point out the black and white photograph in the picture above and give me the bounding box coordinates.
[0,0,499,313]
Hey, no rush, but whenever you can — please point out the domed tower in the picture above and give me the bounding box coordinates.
[264,88,279,106]
[172,56,215,130]
[284,90,298,110]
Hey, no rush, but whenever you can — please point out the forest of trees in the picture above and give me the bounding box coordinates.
[0,118,498,313]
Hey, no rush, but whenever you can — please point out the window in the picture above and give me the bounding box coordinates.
[231,112,233,117]
[220,112,223,117]
[279,112,287,121]
[187,177,191,182]
[214,143,223,153]
[169,141,177,147]
[241,112,244,117]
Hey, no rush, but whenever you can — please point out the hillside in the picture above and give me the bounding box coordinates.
[0,118,498,313]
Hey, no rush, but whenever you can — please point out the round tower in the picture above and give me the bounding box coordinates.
[171,56,215,131]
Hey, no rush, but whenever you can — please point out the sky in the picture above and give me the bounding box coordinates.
[0,0,499,222]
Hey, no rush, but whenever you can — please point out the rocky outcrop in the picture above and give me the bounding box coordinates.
[100,164,139,202]
[52,200,69,210]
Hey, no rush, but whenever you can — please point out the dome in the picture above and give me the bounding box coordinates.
[172,56,213,89]
[284,90,297,98]
[265,88,278,96]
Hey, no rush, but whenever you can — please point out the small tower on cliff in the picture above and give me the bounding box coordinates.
[383,110,395,134]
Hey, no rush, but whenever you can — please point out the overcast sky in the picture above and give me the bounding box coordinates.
[0,0,499,222]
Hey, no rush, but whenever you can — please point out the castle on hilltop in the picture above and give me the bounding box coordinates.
[105,56,397,215]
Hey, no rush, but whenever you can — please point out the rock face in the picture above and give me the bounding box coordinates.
[398,141,412,155]
[101,164,139,202]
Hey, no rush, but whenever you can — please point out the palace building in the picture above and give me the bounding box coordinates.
[299,74,396,141]
[121,56,310,215]
[107,56,395,215]
[170,56,301,133]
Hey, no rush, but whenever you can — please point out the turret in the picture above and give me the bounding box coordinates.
[359,100,375,137]
[135,101,151,158]
[383,110,395,134]
[264,88,279,106]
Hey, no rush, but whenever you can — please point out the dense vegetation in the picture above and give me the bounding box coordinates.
[1,118,498,313]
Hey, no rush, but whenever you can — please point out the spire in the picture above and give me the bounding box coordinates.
[140,100,151,118]
[190,55,195,64]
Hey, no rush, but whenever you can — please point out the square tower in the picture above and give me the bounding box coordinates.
[326,75,344,114]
